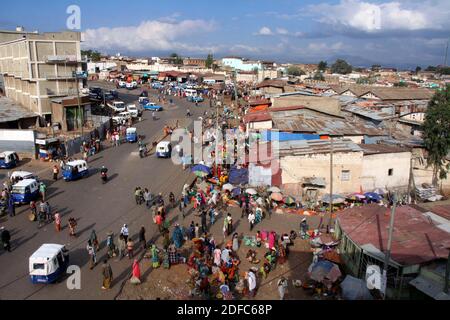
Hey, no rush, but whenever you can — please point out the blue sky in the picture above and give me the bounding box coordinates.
[1,0,450,68]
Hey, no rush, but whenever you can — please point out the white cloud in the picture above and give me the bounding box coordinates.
[82,19,216,52]
[276,28,289,35]
[307,42,345,53]
[256,26,274,36]
[309,0,450,32]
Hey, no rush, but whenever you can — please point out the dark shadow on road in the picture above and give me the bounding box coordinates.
[75,222,96,239]
[46,190,65,201]
[88,156,104,164]
[108,173,119,182]
[12,232,38,249]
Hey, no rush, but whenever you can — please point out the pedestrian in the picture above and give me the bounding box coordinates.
[179,197,186,219]
[223,216,229,239]
[52,165,59,181]
[106,231,116,258]
[277,277,289,300]
[226,213,233,235]
[209,207,216,226]
[151,245,160,268]
[101,260,113,290]
[68,217,77,236]
[155,213,163,233]
[120,224,129,243]
[152,111,156,121]
[54,212,61,232]
[90,229,99,251]
[139,226,147,249]
[232,233,239,252]
[87,240,97,270]
[246,269,257,298]
[134,187,141,205]
[195,223,200,238]
[127,238,134,259]
[30,201,37,220]
[45,201,52,222]
[248,211,255,231]
[144,188,151,209]
[39,182,47,201]
[189,221,195,240]
[1,227,11,252]
[201,210,207,234]
[118,234,126,260]
[186,108,191,117]
[131,259,141,284]
[8,196,15,217]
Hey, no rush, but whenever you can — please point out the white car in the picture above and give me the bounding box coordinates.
[126,104,142,118]
[126,81,138,90]
[107,101,126,113]
[118,81,127,88]
[112,111,132,124]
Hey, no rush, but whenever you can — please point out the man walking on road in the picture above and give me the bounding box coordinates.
[87,240,97,270]
[248,211,255,231]
[53,165,59,181]
[120,224,129,243]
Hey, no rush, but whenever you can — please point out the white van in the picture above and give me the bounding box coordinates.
[184,89,197,97]
[156,141,172,158]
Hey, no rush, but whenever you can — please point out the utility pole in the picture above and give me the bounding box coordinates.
[444,38,449,67]
[382,192,397,300]
[444,249,450,294]
[329,137,334,214]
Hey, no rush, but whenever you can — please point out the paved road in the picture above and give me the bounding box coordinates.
[0,83,210,300]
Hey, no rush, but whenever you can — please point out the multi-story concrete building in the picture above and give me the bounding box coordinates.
[0,28,83,120]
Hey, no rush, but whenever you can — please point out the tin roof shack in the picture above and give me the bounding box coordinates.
[243,111,273,131]
[51,95,91,132]
[270,107,387,144]
[278,139,364,198]
[359,144,411,192]
[271,94,341,117]
[256,80,297,95]
[0,96,39,129]
[334,204,450,299]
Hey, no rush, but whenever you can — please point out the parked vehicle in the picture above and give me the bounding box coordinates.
[89,87,103,100]
[126,81,138,90]
[29,244,69,284]
[107,101,126,113]
[62,160,89,181]
[156,141,172,158]
[127,104,142,118]
[143,103,163,111]
[112,111,132,124]
[11,179,39,204]
[184,89,197,97]
[152,82,163,89]
[126,128,138,143]
[0,151,19,169]
[10,171,39,183]
[104,90,119,101]
[118,81,127,88]
[138,97,150,105]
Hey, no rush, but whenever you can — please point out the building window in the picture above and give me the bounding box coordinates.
[341,170,351,181]
[388,168,394,176]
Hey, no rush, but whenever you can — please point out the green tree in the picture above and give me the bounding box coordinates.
[330,59,352,74]
[318,61,327,71]
[425,65,437,72]
[287,66,305,77]
[394,81,408,87]
[205,53,214,69]
[313,71,324,81]
[415,66,422,74]
[371,64,381,72]
[81,49,101,62]
[437,66,450,75]
[422,85,450,186]
[170,53,183,65]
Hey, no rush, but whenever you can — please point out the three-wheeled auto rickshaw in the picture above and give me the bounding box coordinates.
[62,160,89,181]
[29,244,69,284]
[11,179,40,204]
[0,151,19,169]
[126,128,138,143]
[10,171,39,183]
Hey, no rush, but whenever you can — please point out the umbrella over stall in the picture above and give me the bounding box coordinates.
[309,259,342,283]
[268,186,281,193]
[245,188,258,195]
[283,196,296,205]
[222,183,234,191]
[364,192,382,201]
[191,164,212,177]
[270,192,283,201]
[321,194,345,204]
[340,275,373,300]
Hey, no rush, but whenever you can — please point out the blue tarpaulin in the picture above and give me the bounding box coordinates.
[229,166,249,185]
[260,131,320,142]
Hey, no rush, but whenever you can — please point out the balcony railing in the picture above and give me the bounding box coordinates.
[45,55,86,64]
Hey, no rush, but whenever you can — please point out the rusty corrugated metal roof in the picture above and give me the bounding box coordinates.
[337,204,450,266]
[0,96,39,123]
